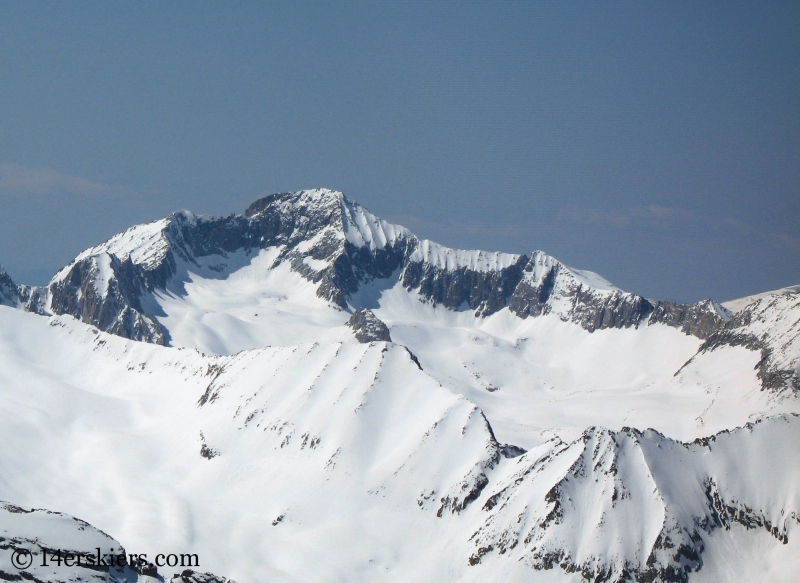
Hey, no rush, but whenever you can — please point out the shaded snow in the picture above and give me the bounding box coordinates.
[340,193,411,250]
[408,240,521,273]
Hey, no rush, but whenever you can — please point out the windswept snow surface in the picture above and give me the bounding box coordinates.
[339,193,411,250]
[151,247,354,354]
[0,304,798,582]
[722,284,800,314]
[0,307,499,582]
[73,215,177,269]
[407,240,521,274]
[144,254,796,448]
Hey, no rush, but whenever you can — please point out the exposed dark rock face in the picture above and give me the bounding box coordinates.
[400,252,527,317]
[0,264,17,306]
[568,288,654,332]
[16,284,48,315]
[647,299,730,338]
[0,264,49,314]
[507,252,729,339]
[49,253,168,344]
[691,293,800,393]
[2,190,743,353]
[498,444,526,458]
[169,569,235,583]
[347,307,392,343]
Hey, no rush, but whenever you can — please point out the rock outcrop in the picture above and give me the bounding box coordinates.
[347,307,392,343]
[0,264,17,306]
[469,415,800,582]
[693,292,800,393]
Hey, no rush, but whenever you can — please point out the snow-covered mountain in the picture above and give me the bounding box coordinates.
[35,189,731,345]
[16,188,795,395]
[0,189,798,582]
[0,264,15,305]
[469,415,800,581]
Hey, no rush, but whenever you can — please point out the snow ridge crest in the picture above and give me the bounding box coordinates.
[0,190,751,351]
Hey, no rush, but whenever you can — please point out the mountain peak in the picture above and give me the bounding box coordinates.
[9,189,738,354]
[245,188,344,218]
[0,263,17,306]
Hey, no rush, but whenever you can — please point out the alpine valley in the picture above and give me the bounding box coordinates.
[0,189,798,583]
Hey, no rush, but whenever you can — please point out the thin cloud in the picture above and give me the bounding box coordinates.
[641,205,694,220]
[721,217,751,233]
[565,204,800,258]
[563,205,696,228]
[0,163,110,197]
[772,233,800,253]
[715,216,799,253]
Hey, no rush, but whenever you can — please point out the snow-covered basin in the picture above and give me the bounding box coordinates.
[0,306,798,582]
[141,248,794,449]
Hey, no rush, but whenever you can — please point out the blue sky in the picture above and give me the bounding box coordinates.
[0,1,797,302]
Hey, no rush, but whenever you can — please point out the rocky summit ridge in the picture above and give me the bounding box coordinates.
[2,188,799,392]
[11,190,727,335]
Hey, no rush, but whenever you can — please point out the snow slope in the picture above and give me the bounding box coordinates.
[469,417,800,582]
[722,284,800,314]
[0,190,799,582]
[70,243,793,447]
[0,306,798,582]
[695,292,800,393]
[0,307,499,582]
